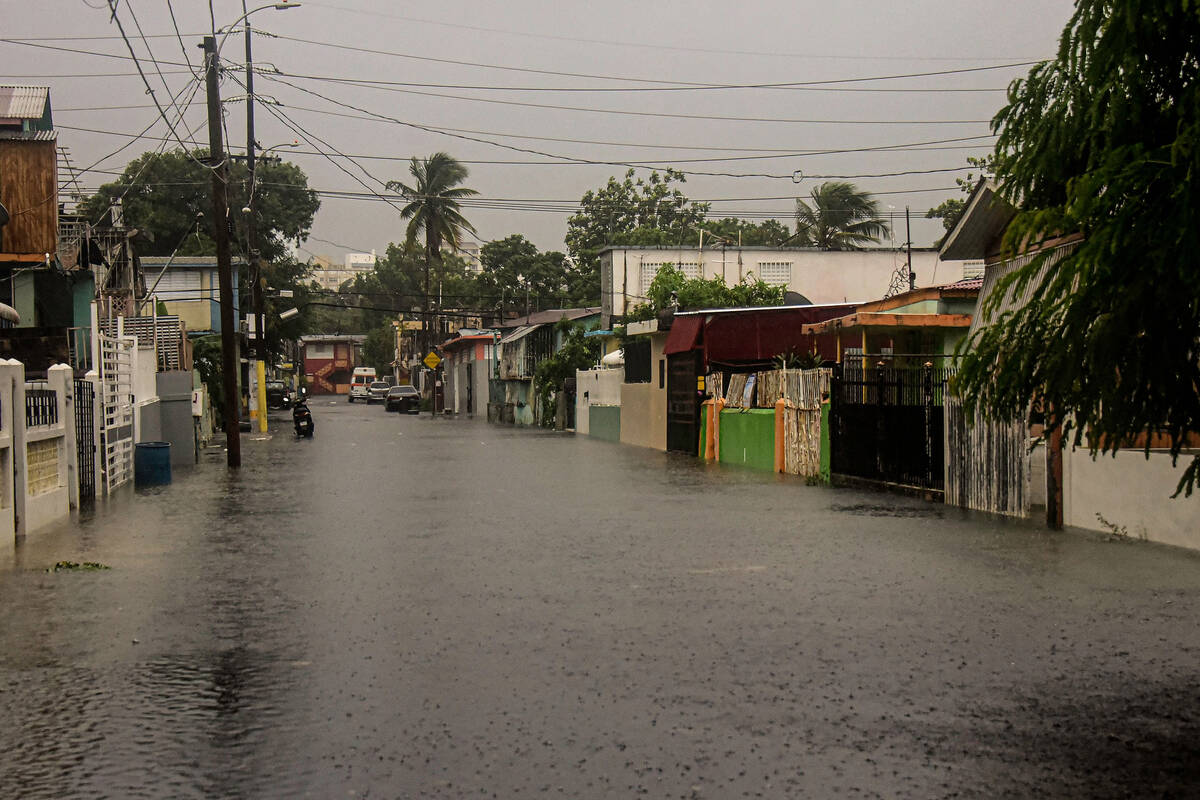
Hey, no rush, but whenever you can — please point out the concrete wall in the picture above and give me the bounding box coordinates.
[718,408,776,471]
[575,367,624,436]
[1064,448,1200,550]
[603,247,964,320]
[589,406,621,443]
[620,383,667,451]
[156,371,196,466]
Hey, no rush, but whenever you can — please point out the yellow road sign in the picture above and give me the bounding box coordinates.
[423,351,442,370]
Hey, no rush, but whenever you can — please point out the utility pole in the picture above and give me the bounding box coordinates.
[906,206,914,291]
[244,4,268,433]
[202,35,241,467]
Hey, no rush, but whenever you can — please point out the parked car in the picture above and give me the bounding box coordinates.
[265,380,291,409]
[367,381,391,404]
[384,384,420,413]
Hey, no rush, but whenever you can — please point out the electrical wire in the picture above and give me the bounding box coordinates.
[266,31,1040,88]
[268,71,996,126]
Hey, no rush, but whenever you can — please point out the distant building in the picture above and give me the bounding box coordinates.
[455,241,482,273]
[300,333,364,395]
[310,249,377,291]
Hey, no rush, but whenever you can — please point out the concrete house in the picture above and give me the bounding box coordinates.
[490,307,600,426]
[599,245,968,327]
[441,328,498,416]
[141,256,244,335]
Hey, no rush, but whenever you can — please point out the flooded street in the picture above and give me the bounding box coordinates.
[2,400,1199,798]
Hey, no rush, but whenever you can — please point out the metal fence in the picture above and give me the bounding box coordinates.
[830,364,951,492]
[24,385,59,428]
[74,380,97,502]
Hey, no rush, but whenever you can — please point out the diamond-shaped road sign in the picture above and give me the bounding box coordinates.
[423,351,442,370]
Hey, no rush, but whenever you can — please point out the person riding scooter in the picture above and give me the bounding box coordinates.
[292,387,315,437]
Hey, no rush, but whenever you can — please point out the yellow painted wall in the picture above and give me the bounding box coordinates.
[618,332,668,451]
[162,299,211,333]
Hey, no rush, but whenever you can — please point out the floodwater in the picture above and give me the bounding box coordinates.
[1,400,1199,798]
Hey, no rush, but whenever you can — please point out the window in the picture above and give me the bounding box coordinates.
[624,339,651,383]
[640,261,701,295]
[756,261,793,287]
[307,343,333,359]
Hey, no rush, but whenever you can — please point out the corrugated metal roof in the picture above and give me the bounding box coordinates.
[495,306,600,328]
[939,181,1016,261]
[0,86,49,119]
[499,324,538,345]
[0,129,55,141]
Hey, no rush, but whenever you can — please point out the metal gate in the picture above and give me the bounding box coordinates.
[666,352,703,454]
[830,364,949,493]
[99,333,136,493]
[73,379,96,502]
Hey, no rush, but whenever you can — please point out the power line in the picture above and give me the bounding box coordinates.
[266,30,1040,88]
[269,71,996,126]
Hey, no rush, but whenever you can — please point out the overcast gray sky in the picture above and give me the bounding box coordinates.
[4,0,1075,261]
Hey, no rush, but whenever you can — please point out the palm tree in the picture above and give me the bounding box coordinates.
[793,181,890,250]
[386,153,478,352]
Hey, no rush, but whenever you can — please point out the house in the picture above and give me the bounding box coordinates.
[939,180,1200,548]
[441,328,498,415]
[490,307,600,426]
[301,334,364,395]
[600,245,968,328]
[141,256,244,335]
[800,279,980,368]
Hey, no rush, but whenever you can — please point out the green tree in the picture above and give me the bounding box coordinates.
[362,323,396,375]
[628,265,784,319]
[533,319,601,426]
[80,149,320,263]
[955,0,1200,496]
[565,169,710,304]
[793,181,889,250]
[701,218,791,247]
[925,198,966,236]
[386,153,478,334]
[477,234,575,315]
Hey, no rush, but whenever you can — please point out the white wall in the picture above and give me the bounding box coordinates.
[1064,448,1200,550]
[602,247,966,319]
[575,367,624,436]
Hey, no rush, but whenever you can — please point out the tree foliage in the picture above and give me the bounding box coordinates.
[533,319,601,425]
[626,265,785,320]
[793,181,889,249]
[955,0,1200,496]
[478,234,579,313]
[79,149,320,263]
[565,169,710,303]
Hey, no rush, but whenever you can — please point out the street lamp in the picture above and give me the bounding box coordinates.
[200,0,301,465]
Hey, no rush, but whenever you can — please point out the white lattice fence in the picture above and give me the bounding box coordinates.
[99,333,136,494]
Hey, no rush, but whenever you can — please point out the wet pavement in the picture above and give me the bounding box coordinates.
[1,399,1199,798]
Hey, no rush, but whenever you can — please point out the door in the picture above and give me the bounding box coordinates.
[666,351,703,454]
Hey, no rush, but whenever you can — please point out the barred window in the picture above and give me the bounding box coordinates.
[756,261,793,286]
[640,261,701,295]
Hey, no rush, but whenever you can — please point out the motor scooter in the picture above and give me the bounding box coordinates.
[292,388,315,437]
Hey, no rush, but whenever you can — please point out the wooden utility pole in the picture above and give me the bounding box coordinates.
[244,7,268,433]
[202,36,241,467]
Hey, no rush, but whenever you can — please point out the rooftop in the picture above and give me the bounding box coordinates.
[0,86,50,121]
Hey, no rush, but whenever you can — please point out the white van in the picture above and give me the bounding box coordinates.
[348,367,377,402]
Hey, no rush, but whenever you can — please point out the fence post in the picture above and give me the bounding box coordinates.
[773,397,786,473]
[48,365,77,509]
[0,359,19,544]
[923,362,934,492]
[86,369,102,497]
[7,360,28,537]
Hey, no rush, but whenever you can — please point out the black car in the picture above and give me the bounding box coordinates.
[265,380,291,409]
[384,384,420,413]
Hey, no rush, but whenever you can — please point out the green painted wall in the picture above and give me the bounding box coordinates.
[699,405,708,459]
[72,274,94,328]
[589,405,621,443]
[718,408,776,471]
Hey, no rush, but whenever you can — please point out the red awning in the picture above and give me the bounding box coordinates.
[702,305,856,364]
[663,315,703,355]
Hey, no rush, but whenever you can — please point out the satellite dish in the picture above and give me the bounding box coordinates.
[783,290,812,306]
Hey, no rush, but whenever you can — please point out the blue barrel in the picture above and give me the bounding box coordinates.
[134,442,172,486]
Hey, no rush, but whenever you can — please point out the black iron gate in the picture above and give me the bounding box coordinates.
[73,379,96,502]
[666,351,703,454]
[830,364,948,492]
